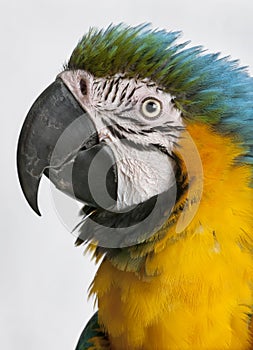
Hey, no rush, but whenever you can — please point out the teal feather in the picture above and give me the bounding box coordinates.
[75,312,108,350]
[68,23,253,167]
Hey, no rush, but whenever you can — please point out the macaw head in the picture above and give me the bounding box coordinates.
[17,24,253,249]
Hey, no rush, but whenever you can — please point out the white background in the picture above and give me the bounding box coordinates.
[1,0,252,349]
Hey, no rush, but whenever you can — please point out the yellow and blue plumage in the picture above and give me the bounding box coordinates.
[17,24,253,349]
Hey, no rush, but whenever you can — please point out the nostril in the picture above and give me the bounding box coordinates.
[80,79,87,96]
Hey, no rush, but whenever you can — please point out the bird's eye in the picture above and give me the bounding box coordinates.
[140,98,162,119]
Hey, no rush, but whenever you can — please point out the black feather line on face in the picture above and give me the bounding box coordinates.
[102,80,107,92]
[149,123,184,134]
[120,82,130,102]
[127,87,136,100]
[104,79,115,101]
[105,124,153,153]
[112,79,121,103]
[102,117,183,153]
[106,124,124,139]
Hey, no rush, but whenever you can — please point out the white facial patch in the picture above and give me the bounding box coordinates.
[59,70,183,210]
[108,140,176,211]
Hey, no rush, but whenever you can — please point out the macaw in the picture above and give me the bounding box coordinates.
[17,24,253,349]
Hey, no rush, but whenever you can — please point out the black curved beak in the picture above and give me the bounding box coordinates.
[17,78,117,215]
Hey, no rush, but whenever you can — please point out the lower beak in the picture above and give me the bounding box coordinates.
[17,78,117,215]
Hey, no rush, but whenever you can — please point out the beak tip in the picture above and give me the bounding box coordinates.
[17,164,42,217]
[21,187,42,217]
[32,205,42,217]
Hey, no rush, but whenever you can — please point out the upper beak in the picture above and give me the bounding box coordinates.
[17,78,117,215]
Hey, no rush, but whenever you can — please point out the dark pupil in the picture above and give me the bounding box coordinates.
[146,101,157,113]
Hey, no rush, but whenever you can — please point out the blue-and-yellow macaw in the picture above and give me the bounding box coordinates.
[17,24,253,349]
